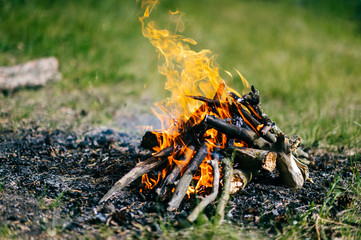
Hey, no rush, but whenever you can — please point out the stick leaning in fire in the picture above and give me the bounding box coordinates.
[99,84,310,222]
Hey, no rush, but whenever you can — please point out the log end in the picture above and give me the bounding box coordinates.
[262,152,277,172]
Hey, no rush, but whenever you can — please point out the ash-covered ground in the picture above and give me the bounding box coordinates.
[0,127,356,239]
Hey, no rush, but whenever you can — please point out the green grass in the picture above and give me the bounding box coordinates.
[278,152,361,239]
[1,0,361,239]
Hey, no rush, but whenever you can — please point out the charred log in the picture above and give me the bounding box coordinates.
[167,143,208,211]
[187,157,220,222]
[204,114,272,149]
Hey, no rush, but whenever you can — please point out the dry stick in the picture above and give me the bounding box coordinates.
[99,146,174,203]
[156,146,196,201]
[216,156,233,225]
[226,148,277,172]
[167,143,208,211]
[187,158,220,222]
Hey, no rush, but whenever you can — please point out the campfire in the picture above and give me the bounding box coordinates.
[100,0,310,223]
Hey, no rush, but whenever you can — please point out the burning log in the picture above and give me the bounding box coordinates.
[204,114,272,150]
[100,85,310,222]
[99,146,174,203]
[187,157,220,222]
[156,145,195,201]
[167,143,209,211]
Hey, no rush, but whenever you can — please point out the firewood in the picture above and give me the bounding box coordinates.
[100,84,310,220]
[187,158,220,222]
[226,148,277,172]
[156,146,195,201]
[276,152,305,189]
[140,131,161,150]
[229,169,251,194]
[215,156,233,225]
[99,146,174,203]
[239,108,276,143]
[204,115,272,149]
[167,143,208,211]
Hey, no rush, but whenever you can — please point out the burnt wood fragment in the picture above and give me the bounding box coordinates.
[140,131,161,150]
[167,142,208,211]
[187,157,220,222]
[156,146,196,201]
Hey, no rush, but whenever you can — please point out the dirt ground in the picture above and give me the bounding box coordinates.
[0,127,357,239]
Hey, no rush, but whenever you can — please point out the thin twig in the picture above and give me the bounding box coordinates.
[187,158,220,222]
[215,156,233,225]
[167,143,208,211]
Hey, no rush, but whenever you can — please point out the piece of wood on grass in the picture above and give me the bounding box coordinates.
[276,152,306,189]
[0,57,61,91]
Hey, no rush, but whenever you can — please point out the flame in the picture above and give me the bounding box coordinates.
[139,0,251,194]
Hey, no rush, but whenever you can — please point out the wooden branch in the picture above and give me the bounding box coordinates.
[187,158,220,222]
[226,148,277,172]
[230,169,251,194]
[204,115,272,149]
[167,143,208,211]
[215,157,233,225]
[239,108,276,143]
[156,146,195,201]
[99,146,174,203]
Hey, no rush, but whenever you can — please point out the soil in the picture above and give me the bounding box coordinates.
[0,127,357,239]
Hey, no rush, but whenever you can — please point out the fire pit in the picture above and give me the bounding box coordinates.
[100,83,310,222]
[100,0,310,223]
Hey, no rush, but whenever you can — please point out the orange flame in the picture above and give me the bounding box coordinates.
[139,0,250,194]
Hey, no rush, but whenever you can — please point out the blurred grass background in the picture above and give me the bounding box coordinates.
[1,1,361,239]
[0,0,360,148]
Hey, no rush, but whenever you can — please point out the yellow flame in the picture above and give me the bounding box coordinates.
[140,0,248,127]
[139,0,251,195]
